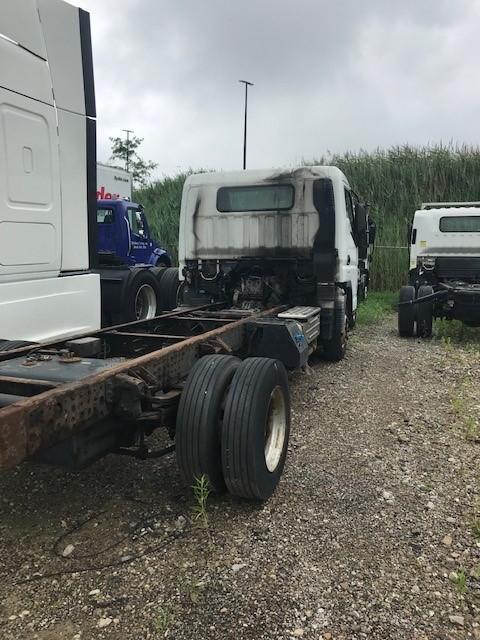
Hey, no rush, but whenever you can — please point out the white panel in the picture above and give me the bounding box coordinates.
[37,0,85,115]
[2,103,53,204]
[0,37,53,105]
[0,273,101,342]
[0,0,47,59]
[0,222,55,265]
[58,108,89,270]
[0,87,61,279]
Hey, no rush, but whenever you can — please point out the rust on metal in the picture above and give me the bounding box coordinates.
[0,306,283,472]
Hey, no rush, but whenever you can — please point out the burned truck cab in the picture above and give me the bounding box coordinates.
[178,166,373,361]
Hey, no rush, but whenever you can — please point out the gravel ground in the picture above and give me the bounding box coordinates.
[0,315,479,640]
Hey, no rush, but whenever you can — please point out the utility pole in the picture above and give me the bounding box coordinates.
[122,128,134,173]
[239,80,253,170]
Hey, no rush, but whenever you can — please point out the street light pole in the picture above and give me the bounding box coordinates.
[239,80,253,170]
[122,128,134,173]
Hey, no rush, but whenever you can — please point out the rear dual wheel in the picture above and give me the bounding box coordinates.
[176,355,290,501]
[398,285,433,338]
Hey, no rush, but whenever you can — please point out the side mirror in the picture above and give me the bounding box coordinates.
[407,222,412,246]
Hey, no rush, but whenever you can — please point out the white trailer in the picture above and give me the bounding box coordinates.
[97,162,132,200]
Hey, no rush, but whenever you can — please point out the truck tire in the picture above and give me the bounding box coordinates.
[125,269,161,322]
[416,285,434,338]
[221,357,290,501]
[176,355,241,492]
[322,293,347,362]
[398,285,416,337]
[158,267,181,310]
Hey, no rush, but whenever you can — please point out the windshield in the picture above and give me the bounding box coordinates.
[439,216,480,232]
[216,184,294,212]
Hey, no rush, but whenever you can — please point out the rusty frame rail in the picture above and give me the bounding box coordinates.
[0,306,283,471]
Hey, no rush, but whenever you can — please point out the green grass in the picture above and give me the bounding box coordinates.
[356,292,397,326]
[134,144,480,291]
[435,319,480,344]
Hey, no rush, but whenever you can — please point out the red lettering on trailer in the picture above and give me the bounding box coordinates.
[96,186,121,200]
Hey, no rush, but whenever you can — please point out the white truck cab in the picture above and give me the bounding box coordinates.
[399,202,480,337]
[178,166,374,360]
[0,0,100,342]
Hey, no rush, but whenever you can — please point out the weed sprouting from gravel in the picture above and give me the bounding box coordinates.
[450,378,480,442]
[471,519,480,540]
[192,474,211,531]
[153,605,174,634]
[453,570,468,594]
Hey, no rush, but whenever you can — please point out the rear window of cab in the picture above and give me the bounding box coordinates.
[440,216,480,232]
[216,184,294,212]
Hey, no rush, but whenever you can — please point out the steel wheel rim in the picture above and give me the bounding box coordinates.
[135,284,157,320]
[264,386,286,472]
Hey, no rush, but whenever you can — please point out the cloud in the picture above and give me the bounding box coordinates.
[78,0,480,176]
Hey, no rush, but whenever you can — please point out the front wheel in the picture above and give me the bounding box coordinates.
[221,358,290,501]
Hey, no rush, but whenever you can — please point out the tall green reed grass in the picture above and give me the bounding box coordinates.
[134,144,480,290]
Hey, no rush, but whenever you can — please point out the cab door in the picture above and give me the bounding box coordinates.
[127,207,151,264]
[342,188,359,310]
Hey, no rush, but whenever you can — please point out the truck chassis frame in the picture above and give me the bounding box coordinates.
[0,304,284,473]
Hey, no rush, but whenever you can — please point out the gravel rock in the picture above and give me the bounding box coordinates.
[449,615,465,626]
[0,316,478,640]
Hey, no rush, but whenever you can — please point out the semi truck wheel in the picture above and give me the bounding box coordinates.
[322,294,347,362]
[221,358,290,501]
[158,267,181,310]
[398,285,416,337]
[126,270,161,322]
[176,355,241,492]
[416,285,434,338]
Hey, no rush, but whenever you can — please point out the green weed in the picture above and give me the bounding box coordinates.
[153,605,174,634]
[192,474,211,531]
[471,520,480,539]
[454,569,468,594]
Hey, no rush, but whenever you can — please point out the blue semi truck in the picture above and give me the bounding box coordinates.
[97,199,171,268]
[96,199,179,326]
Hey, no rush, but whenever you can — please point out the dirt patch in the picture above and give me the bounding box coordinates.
[0,316,479,639]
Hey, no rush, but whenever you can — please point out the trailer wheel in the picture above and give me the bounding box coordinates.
[322,294,347,362]
[159,267,181,310]
[398,285,416,337]
[416,285,434,338]
[221,357,290,501]
[176,355,241,492]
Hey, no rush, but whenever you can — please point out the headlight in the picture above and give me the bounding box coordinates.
[417,256,436,269]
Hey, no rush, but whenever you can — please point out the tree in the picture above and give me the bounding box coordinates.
[109,133,158,188]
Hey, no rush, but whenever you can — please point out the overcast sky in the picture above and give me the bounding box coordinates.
[78,0,480,178]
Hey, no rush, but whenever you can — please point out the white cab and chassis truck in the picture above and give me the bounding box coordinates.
[0,1,374,501]
[398,203,480,337]
[178,167,376,362]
